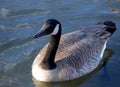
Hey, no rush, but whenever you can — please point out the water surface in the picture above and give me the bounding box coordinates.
[0,0,120,87]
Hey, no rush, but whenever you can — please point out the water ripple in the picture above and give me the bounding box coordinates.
[0,36,34,53]
[110,8,120,15]
[8,8,48,18]
[0,8,49,18]
[16,23,32,29]
[0,61,16,73]
[0,8,10,17]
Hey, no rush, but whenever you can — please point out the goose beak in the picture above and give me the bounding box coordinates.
[34,30,46,39]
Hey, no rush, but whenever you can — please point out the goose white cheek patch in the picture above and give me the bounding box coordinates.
[51,24,59,35]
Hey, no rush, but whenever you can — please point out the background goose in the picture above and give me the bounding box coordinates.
[32,19,116,82]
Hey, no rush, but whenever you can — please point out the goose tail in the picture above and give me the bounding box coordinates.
[104,21,116,35]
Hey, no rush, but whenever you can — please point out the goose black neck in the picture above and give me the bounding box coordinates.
[40,27,61,70]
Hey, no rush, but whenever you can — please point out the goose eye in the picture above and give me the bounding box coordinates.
[45,25,55,34]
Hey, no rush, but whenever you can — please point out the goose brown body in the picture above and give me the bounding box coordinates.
[32,19,116,82]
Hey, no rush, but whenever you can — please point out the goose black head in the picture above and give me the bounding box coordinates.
[104,21,116,34]
[34,19,61,39]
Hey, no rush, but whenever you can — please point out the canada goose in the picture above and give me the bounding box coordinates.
[32,19,116,82]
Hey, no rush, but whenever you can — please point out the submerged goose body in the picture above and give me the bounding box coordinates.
[32,19,116,82]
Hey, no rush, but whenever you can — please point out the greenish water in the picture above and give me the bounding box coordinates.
[0,0,120,87]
